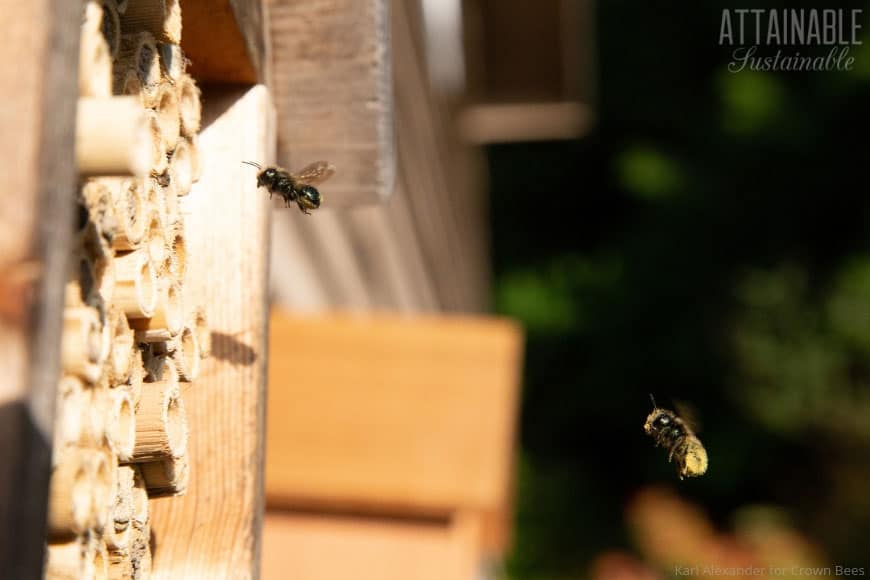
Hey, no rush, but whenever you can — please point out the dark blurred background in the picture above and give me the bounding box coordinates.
[488,0,870,578]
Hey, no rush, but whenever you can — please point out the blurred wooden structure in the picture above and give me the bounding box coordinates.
[0,1,80,576]
[458,0,595,143]
[263,312,523,580]
[267,0,489,313]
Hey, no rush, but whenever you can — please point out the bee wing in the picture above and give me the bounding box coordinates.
[291,161,335,185]
[674,400,702,434]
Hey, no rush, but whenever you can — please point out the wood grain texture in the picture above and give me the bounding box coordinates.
[267,0,394,207]
[261,510,481,580]
[179,0,266,83]
[147,85,274,579]
[0,0,80,575]
[265,312,523,515]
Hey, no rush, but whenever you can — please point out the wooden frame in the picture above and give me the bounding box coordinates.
[0,1,81,576]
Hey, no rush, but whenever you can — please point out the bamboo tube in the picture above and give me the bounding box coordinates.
[84,383,109,448]
[62,306,104,383]
[108,177,148,250]
[170,325,199,381]
[142,343,168,381]
[49,533,109,580]
[98,0,122,58]
[193,307,210,359]
[132,359,187,460]
[113,248,157,318]
[76,97,154,176]
[146,109,168,174]
[130,466,149,529]
[159,43,187,80]
[92,537,110,580]
[131,279,183,341]
[154,81,180,151]
[80,0,113,98]
[140,452,189,496]
[145,209,167,268]
[82,180,119,241]
[189,134,202,183]
[113,67,141,98]
[107,306,134,384]
[53,376,87,455]
[129,523,152,578]
[120,0,181,43]
[176,74,201,138]
[115,32,161,104]
[82,223,116,305]
[164,173,180,226]
[169,226,185,281]
[170,136,194,196]
[126,345,145,406]
[106,465,135,552]
[107,388,136,461]
[89,450,117,535]
[47,448,95,539]
[46,537,87,580]
[107,552,133,580]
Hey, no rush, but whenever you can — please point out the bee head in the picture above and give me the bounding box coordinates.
[644,408,674,435]
[258,167,279,188]
[298,185,322,211]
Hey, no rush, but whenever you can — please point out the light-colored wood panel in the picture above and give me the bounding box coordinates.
[148,85,274,579]
[261,510,481,580]
[267,0,394,207]
[0,0,80,575]
[266,312,523,514]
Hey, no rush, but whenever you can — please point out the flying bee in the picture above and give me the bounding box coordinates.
[242,160,335,215]
[644,395,708,480]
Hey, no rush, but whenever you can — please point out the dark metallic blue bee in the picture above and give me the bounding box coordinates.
[242,160,335,215]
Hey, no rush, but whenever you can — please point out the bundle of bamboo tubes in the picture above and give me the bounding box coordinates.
[49,1,207,577]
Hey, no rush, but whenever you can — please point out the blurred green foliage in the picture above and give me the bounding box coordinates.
[488,1,870,578]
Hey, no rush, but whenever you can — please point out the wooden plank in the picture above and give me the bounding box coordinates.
[180,0,266,83]
[457,101,592,144]
[267,0,490,313]
[261,510,481,580]
[0,0,80,576]
[148,85,273,579]
[267,0,394,207]
[265,312,523,515]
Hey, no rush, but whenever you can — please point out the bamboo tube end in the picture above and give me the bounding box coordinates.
[62,306,105,383]
[98,0,121,58]
[177,75,201,138]
[109,177,148,250]
[133,361,187,460]
[130,279,183,341]
[108,389,136,461]
[193,307,210,359]
[172,325,200,381]
[169,228,185,281]
[155,82,180,151]
[88,450,116,535]
[48,448,94,539]
[171,138,193,196]
[114,249,157,318]
[144,110,168,175]
[140,453,189,497]
[80,2,113,98]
